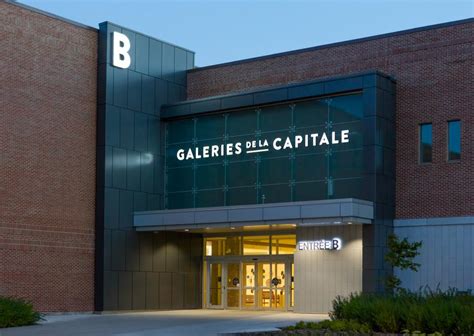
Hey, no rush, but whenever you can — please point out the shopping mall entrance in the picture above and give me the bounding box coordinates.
[203,233,295,311]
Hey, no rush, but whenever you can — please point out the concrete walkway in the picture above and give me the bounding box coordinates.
[1,310,327,336]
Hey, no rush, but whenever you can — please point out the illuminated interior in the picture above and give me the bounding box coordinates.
[204,233,295,310]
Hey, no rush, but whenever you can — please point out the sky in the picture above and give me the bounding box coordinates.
[20,0,474,67]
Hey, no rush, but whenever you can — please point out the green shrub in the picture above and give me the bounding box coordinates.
[328,288,474,335]
[0,297,41,328]
[285,319,370,333]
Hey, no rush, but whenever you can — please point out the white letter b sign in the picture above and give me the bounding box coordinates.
[112,32,131,69]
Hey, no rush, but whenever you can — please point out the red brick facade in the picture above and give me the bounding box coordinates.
[0,2,97,311]
[187,20,474,219]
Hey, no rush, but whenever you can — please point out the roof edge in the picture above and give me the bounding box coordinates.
[189,18,474,72]
[5,0,97,31]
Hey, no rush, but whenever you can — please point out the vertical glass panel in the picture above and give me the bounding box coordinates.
[243,236,270,255]
[227,161,257,187]
[260,158,291,184]
[227,109,257,136]
[166,167,194,192]
[260,105,292,132]
[294,154,327,182]
[196,164,224,189]
[242,263,256,309]
[294,99,327,128]
[225,236,241,256]
[196,114,225,140]
[329,93,363,123]
[227,187,257,206]
[271,263,286,309]
[205,238,224,256]
[419,123,432,163]
[290,263,295,308]
[271,235,296,255]
[227,263,240,288]
[294,181,327,201]
[448,120,461,161]
[226,263,240,308]
[257,262,271,309]
[195,189,224,208]
[259,184,291,204]
[209,263,222,306]
[330,149,363,179]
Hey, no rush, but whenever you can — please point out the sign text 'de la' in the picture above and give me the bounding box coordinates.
[176,129,350,161]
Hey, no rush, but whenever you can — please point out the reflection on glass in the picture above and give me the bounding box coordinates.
[271,235,296,255]
[243,236,270,255]
[209,263,222,306]
[448,120,461,161]
[419,123,432,163]
[242,263,255,309]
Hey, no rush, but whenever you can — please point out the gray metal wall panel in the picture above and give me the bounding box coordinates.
[394,220,474,292]
[172,273,185,309]
[159,273,172,309]
[118,271,133,310]
[103,271,118,310]
[146,272,160,309]
[295,224,363,313]
[132,272,147,309]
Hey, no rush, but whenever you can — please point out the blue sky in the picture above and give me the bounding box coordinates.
[21,0,473,67]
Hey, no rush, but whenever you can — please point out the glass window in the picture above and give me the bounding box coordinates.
[205,238,225,256]
[271,235,296,255]
[243,236,270,255]
[448,120,461,161]
[224,236,241,256]
[419,123,432,163]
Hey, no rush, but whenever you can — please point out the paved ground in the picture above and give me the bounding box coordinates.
[1,310,327,336]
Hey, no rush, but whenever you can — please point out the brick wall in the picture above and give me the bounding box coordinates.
[187,20,474,219]
[0,1,97,311]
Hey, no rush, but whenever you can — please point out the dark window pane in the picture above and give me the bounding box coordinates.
[448,120,461,160]
[419,124,432,163]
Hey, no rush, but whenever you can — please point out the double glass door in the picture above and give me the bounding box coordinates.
[208,260,293,310]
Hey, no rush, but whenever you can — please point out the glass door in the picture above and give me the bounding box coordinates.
[208,263,223,308]
[242,262,256,309]
[226,263,240,309]
[270,262,286,310]
[257,262,271,309]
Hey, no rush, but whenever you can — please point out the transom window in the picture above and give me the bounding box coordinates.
[205,234,296,256]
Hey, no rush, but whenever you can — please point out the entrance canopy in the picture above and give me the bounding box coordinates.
[133,198,373,232]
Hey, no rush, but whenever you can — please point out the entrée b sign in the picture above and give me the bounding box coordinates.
[298,238,342,251]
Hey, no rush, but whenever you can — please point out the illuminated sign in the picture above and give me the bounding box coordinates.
[112,31,131,69]
[297,238,342,251]
[176,129,350,161]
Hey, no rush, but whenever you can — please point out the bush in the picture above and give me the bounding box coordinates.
[285,319,370,333]
[329,288,474,334]
[0,297,41,328]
